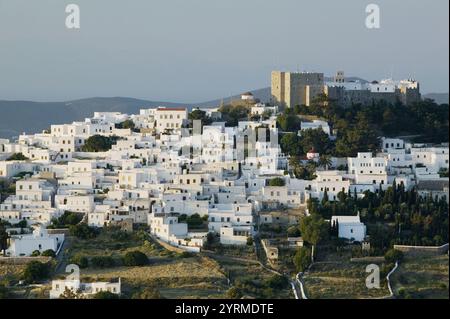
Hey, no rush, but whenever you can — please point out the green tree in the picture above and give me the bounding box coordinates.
[0,224,9,256]
[293,247,312,272]
[188,109,212,127]
[318,155,332,169]
[123,251,148,266]
[266,275,288,289]
[299,129,331,155]
[81,135,120,152]
[280,133,302,156]
[116,119,136,130]
[69,224,98,239]
[299,214,329,259]
[22,261,50,283]
[277,113,301,132]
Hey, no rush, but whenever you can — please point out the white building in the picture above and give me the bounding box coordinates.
[331,215,366,242]
[50,278,121,299]
[6,225,64,257]
[154,107,188,133]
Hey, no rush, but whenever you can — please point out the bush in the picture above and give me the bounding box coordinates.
[268,178,285,187]
[31,250,41,257]
[185,214,204,228]
[287,226,301,237]
[6,153,29,161]
[14,220,27,228]
[91,291,120,299]
[123,251,148,267]
[0,285,10,299]
[69,224,99,239]
[246,237,254,246]
[81,135,120,152]
[266,275,288,289]
[206,232,215,245]
[41,249,56,257]
[226,287,242,299]
[132,288,162,299]
[179,251,194,259]
[69,255,89,268]
[50,211,84,229]
[384,249,404,264]
[91,256,115,268]
[22,261,50,283]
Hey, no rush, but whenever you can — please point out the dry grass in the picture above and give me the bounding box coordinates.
[81,257,225,283]
[0,264,25,283]
[303,262,391,299]
[391,255,449,299]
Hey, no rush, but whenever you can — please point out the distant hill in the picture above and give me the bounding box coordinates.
[1,81,447,139]
[423,93,449,105]
[0,97,187,139]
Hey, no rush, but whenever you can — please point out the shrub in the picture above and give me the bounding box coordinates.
[132,288,162,299]
[69,255,89,268]
[266,275,288,289]
[41,249,56,257]
[6,153,29,161]
[179,251,194,258]
[206,232,215,245]
[287,226,301,237]
[22,261,50,283]
[185,214,204,228]
[91,291,120,299]
[14,220,27,228]
[31,250,41,257]
[384,249,404,264]
[81,135,120,152]
[69,224,99,239]
[268,178,285,187]
[226,287,242,299]
[0,285,10,299]
[246,237,254,246]
[91,256,115,268]
[123,251,148,266]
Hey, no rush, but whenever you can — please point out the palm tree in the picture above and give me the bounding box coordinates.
[318,155,332,170]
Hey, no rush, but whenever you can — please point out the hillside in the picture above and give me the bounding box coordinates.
[0,98,187,139]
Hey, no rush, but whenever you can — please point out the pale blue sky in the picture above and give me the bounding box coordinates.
[0,0,448,102]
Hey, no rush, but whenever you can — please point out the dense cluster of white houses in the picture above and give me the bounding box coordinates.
[0,104,449,254]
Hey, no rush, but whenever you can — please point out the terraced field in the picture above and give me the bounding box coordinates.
[390,255,449,299]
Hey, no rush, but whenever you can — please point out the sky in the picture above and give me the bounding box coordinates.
[0,0,448,102]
